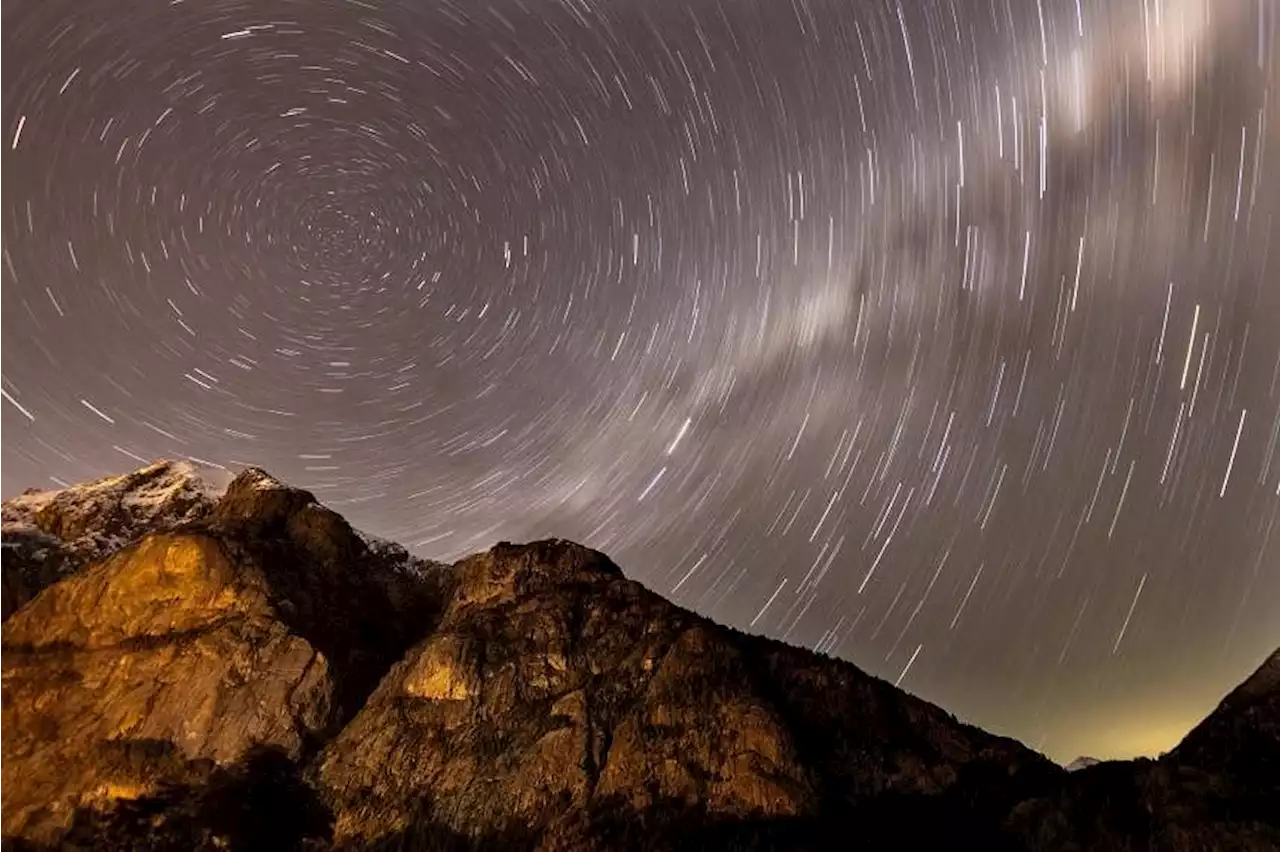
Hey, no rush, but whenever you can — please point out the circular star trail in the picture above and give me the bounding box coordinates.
[3,0,1278,763]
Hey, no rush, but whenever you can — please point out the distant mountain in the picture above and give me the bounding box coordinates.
[1062,756,1100,772]
[2,464,1276,850]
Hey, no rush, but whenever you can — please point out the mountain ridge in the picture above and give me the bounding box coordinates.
[1,463,1276,850]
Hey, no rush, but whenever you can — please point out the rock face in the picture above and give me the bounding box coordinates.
[315,540,1055,850]
[1,464,1276,851]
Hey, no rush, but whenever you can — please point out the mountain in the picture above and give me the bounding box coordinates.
[0,461,231,619]
[1,464,1276,851]
[1062,757,1100,772]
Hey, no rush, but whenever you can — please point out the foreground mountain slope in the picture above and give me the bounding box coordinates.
[1174,646,1279,774]
[1,464,1276,850]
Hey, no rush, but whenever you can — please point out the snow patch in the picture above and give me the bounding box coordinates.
[119,460,233,512]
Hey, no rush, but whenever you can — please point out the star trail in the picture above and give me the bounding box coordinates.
[3,0,1278,763]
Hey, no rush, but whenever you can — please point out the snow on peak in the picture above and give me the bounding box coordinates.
[3,460,232,526]
[231,466,290,492]
[0,459,243,561]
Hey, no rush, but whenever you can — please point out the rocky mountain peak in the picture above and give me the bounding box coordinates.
[213,466,311,524]
[449,538,624,612]
[209,466,367,567]
[0,460,232,618]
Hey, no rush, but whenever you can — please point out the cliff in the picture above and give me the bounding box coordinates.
[1,463,1276,850]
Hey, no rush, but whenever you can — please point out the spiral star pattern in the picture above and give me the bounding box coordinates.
[3,0,1278,762]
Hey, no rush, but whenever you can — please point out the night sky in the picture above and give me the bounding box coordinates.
[3,0,1278,764]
